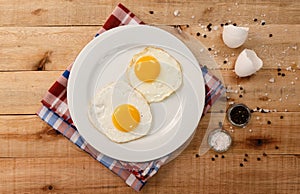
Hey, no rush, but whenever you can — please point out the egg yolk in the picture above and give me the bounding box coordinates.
[134,56,161,83]
[112,104,140,132]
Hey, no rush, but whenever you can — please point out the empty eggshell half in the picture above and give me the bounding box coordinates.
[222,25,249,48]
[235,49,263,77]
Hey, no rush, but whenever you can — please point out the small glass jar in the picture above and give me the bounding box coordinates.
[227,103,251,127]
[207,129,232,153]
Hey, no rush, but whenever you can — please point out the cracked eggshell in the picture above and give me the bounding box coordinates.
[235,49,263,77]
[222,25,249,48]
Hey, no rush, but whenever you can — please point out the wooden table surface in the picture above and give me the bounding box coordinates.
[0,0,299,193]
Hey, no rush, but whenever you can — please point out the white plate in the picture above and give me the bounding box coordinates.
[67,25,205,162]
[68,25,141,131]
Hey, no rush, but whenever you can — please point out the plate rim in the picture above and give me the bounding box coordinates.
[67,25,205,162]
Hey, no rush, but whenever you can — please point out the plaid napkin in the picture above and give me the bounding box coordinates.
[37,3,225,191]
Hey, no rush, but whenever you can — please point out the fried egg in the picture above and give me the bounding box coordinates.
[127,47,183,103]
[88,82,152,143]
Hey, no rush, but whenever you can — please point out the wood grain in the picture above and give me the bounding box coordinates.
[0,0,299,27]
[0,25,299,71]
[0,27,96,71]
[0,71,61,114]
[0,0,299,193]
[0,112,299,158]
[0,69,299,114]
[0,155,298,194]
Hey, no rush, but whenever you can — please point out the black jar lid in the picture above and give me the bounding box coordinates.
[227,103,251,127]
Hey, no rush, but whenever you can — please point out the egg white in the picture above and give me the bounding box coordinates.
[127,47,183,103]
[88,82,152,143]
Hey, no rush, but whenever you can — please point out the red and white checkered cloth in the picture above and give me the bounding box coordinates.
[37,3,225,191]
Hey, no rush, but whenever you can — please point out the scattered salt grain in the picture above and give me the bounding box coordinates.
[253,107,270,113]
[173,10,180,16]
[291,81,295,85]
[286,66,292,71]
[262,109,270,113]
[213,26,219,31]
[191,15,195,19]
[269,78,275,83]
[249,129,253,133]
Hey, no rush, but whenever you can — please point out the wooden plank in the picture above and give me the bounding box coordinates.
[147,154,300,194]
[0,27,97,71]
[0,70,299,114]
[0,154,298,193]
[0,25,299,71]
[0,157,130,193]
[0,71,61,114]
[0,0,299,27]
[0,115,85,158]
[223,68,300,112]
[185,25,300,71]
[0,112,299,159]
